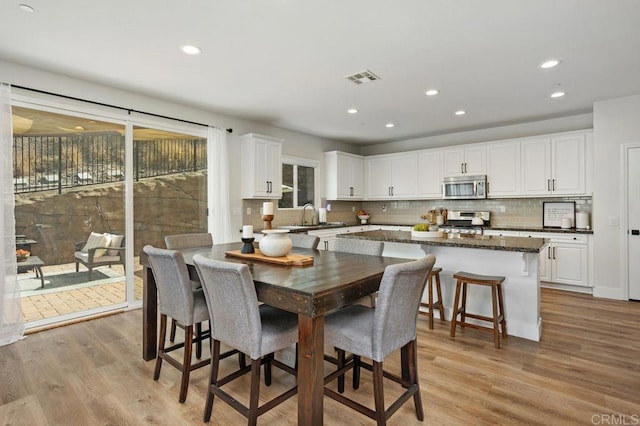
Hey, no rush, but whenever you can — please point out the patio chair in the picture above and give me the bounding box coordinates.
[74,232,125,281]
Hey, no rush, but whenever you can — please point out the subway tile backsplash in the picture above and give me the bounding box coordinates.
[242,197,592,229]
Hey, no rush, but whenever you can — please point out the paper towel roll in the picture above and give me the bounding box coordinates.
[576,212,589,229]
[319,208,327,224]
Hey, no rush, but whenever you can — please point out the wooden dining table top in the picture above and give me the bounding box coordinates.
[177,242,411,317]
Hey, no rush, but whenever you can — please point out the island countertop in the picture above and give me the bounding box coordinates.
[337,230,546,253]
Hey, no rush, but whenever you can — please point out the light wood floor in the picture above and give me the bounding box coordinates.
[1,288,639,425]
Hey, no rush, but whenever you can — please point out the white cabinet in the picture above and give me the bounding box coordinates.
[308,226,373,251]
[521,133,587,196]
[366,153,418,199]
[443,145,486,176]
[325,151,364,200]
[521,232,589,287]
[241,133,283,199]
[418,149,444,198]
[486,141,520,197]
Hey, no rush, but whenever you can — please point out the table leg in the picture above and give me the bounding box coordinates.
[36,266,44,288]
[297,314,324,425]
[142,265,158,361]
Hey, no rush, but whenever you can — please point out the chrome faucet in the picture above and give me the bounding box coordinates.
[301,203,315,226]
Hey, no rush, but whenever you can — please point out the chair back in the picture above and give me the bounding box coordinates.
[193,255,263,359]
[165,233,213,250]
[372,255,435,361]
[289,233,320,249]
[334,238,384,256]
[143,245,196,326]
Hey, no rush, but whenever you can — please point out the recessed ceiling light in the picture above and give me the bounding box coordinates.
[540,59,560,69]
[19,4,34,12]
[181,45,202,55]
[454,110,466,116]
[74,126,85,131]
[425,89,439,96]
[385,123,395,128]
[550,91,566,98]
[347,108,358,114]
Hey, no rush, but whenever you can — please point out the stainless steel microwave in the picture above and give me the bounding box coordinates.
[442,175,487,199]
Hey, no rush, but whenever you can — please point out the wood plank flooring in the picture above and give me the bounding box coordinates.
[1,288,639,425]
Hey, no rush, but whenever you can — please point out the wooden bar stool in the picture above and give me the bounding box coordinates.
[419,267,444,329]
[450,271,506,349]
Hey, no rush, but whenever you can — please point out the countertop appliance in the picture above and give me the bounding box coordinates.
[439,211,490,235]
[443,175,487,199]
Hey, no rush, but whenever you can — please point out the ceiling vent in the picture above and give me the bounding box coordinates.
[345,70,381,85]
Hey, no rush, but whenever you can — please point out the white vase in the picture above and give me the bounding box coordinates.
[259,230,293,257]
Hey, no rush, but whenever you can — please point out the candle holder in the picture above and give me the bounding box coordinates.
[241,237,255,254]
[262,214,274,230]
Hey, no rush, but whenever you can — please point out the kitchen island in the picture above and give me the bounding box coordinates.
[337,230,547,341]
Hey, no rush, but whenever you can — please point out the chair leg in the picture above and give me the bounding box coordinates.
[75,262,79,273]
[169,319,177,343]
[435,271,445,322]
[337,349,346,393]
[352,355,361,390]
[460,282,468,324]
[204,339,221,422]
[497,283,507,338]
[450,280,462,338]
[428,273,435,329]
[195,323,202,359]
[179,325,193,403]
[87,266,93,281]
[248,359,262,426]
[372,361,386,426]
[491,285,500,349]
[239,353,247,369]
[264,352,273,386]
[154,314,167,380]
[406,340,424,420]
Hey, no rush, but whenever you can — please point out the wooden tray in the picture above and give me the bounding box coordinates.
[225,249,314,266]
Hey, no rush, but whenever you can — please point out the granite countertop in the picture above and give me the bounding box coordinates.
[484,225,593,234]
[337,230,547,253]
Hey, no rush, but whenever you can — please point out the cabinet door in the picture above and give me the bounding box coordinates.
[443,148,465,176]
[552,243,588,286]
[366,157,393,198]
[551,134,585,195]
[486,142,520,196]
[252,138,271,197]
[539,245,552,281]
[463,145,486,175]
[335,154,352,198]
[521,138,551,195]
[266,141,282,197]
[390,154,418,198]
[350,156,365,198]
[418,150,444,198]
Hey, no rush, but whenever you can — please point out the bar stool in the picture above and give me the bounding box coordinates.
[450,271,506,349]
[419,267,444,329]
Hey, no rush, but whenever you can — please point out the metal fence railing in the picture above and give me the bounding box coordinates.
[13,134,207,194]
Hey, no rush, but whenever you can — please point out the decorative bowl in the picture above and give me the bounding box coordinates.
[411,230,444,239]
[259,229,293,257]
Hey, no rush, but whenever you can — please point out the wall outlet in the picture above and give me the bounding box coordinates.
[610,216,619,226]
[246,207,251,215]
[499,205,506,213]
[382,204,387,212]
[352,206,355,212]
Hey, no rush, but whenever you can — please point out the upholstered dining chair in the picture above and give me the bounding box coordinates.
[164,232,213,347]
[288,233,320,249]
[323,255,436,425]
[193,255,298,425]
[143,245,215,403]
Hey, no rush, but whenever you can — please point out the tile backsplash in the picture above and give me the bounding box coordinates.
[243,197,592,229]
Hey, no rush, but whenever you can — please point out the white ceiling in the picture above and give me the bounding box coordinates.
[1,0,639,145]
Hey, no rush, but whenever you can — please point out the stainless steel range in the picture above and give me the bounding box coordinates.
[439,211,490,235]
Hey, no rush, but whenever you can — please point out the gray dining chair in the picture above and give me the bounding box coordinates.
[142,245,213,403]
[164,232,213,345]
[193,255,299,425]
[288,233,320,249]
[323,254,436,425]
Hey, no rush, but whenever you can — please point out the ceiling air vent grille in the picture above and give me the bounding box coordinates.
[345,70,381,85]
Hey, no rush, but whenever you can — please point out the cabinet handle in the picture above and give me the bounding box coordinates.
[547,246,551,259]
[391,186,394,196]
[547,179,551,191]
[461,163,464,174]
[552,247,556,260]
[464,162,467,174]
[269,181,272,193]
[350,186,353,196]
[552,179,556,191]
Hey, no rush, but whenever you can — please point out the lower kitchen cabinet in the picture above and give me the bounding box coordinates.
[308,226,374,251]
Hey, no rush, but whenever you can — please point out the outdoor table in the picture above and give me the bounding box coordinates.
[17,255,45,288]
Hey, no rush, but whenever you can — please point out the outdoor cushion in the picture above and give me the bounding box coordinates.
[105,233,124,256]
[74,252,121,264]
[81,232,109,258]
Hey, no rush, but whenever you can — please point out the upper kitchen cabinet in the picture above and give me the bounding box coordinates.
[486,141,521,197]
[521,132,589,196]
[443,145,486,176]
[325,151,364,200]
[417,149,444,198]
[366,152,418,199]
[240,133,283,199]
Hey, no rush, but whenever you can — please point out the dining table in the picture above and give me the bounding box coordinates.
[140,241,411,425]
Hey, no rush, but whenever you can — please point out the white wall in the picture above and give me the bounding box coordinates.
[592,95,640,299]
[0,59,357,238]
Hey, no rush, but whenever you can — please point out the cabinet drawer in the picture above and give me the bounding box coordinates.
[521,232,587,243]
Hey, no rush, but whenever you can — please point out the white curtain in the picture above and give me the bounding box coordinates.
[0,82,24,346]
[207,126,233,243]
